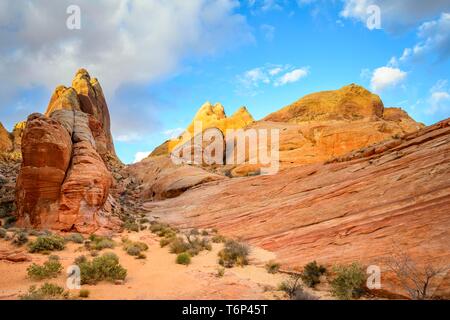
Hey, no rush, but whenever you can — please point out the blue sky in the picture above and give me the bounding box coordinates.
[0,0,449,163]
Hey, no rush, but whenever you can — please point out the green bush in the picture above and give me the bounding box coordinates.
[265,261,281,274]
[123,221,139,232]
[186,237,212,256]
[159,237,174,248]
[27,257,63,280]
[176,252,191,265]
[122,239,148,257]
[79,289,90,298]
[216,267,225,277]
[29,229,52,237]
[169,237,191,254]
[139,218,149,224]
[212,234,226,243]
[0,228,7,238]
[12,230,29,246]
[88,235,115,251]
[75,252,127,285]
[28,235,65,253]
[331,263,366,300]
[301,261,327,288]
[65,233,84,244]
[218,240,249,268]
[20,283,67,300]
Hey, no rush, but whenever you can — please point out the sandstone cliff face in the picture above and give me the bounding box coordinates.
[0,123,12,153]
[15,70,121,234]
[146,119,450,297]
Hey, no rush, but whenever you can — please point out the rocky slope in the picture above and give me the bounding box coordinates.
[144,118,450,297]
[14,69,122,234]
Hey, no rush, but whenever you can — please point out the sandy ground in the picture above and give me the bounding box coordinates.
[0,230,332,300]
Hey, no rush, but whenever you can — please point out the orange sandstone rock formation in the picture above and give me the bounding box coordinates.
[146,118,450,297]
[15,70,121,234]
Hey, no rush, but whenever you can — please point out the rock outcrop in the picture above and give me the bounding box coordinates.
[0,123,13,153]
[15,70,121,234]
[146,118,450,298]
[150,102,254,157]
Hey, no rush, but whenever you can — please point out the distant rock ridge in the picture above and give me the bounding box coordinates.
[150,102,254,157]
[15,69,121,234]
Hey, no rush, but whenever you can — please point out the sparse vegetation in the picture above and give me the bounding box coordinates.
[79,289,90,298]
[28,234,65,253]
[3,216,17,228]
[279,273,303,299]
[0,227,7,238]
[331,263,366,300]
[27,256,63,280]
[212,234,226,243]
[20,283,68,300]
[169,237,191,254]
[385,250,449,300]
[122,238,148,257]
[65,233,84,244]
[265,261,281,274]
[12,231,29,246]
[75,252,127,285]
[301,261,327,288]
[218,240,249,268]
[216,267,225,278]
[87,235,115,251]
[176,252,191,265]
[123,220,139,232]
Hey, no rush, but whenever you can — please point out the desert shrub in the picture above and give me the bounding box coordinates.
[0,228,7,238]
[331,263,366,300]
[212,234,226,243]
[218,240,249,268]
[301,261,327,288]
[265,261,281,274]
[74,255,87,265]
[88,235,115,251]
[3,216,17,228]
[123,221,139,232]
[65,233,84,244]
[139,218,149,224]
[201,230,209,236]
[79,289,90,298]
[75,252,127,285]
[122,239,148,257]
[28,229,52,237]
[27,257,63,280]
[279,273,303,299]
[149,222,167,233]
[216,267,225,278]
[169,237,191,254]
[20,283,67,300]
[176,252,191,265]
[28,235,65,253]
[136,253,146,259]
[159,237,174,248]
[12,231,29,246]
[186,237,212,256]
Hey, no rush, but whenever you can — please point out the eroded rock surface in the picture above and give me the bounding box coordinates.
[146,119,450,297]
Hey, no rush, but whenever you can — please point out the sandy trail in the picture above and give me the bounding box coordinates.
[0,230,296,300]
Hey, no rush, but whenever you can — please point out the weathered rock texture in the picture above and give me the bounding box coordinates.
[15,70,121,234]
[146,119,450,298]
[150,102,254,157]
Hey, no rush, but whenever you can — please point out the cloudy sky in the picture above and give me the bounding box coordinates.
[0,0,449,163]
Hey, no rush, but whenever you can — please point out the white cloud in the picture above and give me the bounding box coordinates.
[370,66,407,92]
[237,64,309,95]
[274,68,309,86]
[260,24,275,41]
[115,132,143,142]
[133,151,151,163]
[163,127,184,139]
[0,0,252,102]
[427,80,450,114]
[340,0,450,31]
